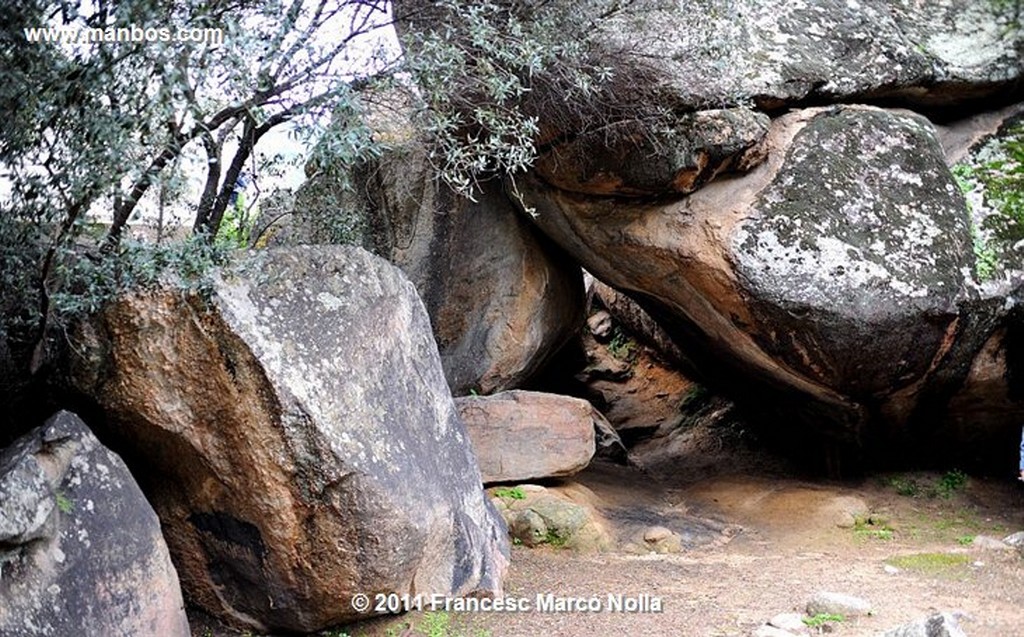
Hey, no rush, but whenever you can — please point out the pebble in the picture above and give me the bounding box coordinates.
[754,625,802,637]
[644,526,673,542]
[806,591,872,618]
[769,612,808,632]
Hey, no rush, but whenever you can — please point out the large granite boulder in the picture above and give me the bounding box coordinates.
[455,391,599,483]
[70,246,509,633]
[0,411,189,637]
[595,0,1024,109]
[396,0,1024,112]
[395,0,1023,207]
[517,105,983,454]
[342,143,585,396]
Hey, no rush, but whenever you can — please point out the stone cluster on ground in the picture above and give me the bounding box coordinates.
[489,484,613,552]
[881,612,969,637]
[621,525,685,555]
[754,593,969,637]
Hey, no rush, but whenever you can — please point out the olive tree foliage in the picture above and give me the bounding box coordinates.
[394,0,677,198]
[0,0,677,380]
[288,0,679,252]
[0,0,394,371]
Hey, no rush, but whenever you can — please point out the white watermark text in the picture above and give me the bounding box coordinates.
[350,591,664,615]
[24,25,223,47]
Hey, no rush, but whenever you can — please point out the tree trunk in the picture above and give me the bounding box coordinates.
[192,131,224,233]
[101,139,181,252]
[197,120,262,238]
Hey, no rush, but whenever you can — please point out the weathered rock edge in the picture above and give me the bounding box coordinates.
[70,246,509,632]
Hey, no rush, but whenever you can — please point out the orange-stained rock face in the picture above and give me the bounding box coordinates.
[514,104,1024,455]
[456,390,598,484]
[70,246,509,633]
[534,109,770,198]
[347,143,586,396]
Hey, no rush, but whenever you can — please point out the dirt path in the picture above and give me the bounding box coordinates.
[451,465,1024,637]
[194,462,1024,637]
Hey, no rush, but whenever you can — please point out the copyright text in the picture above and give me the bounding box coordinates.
[351,592,663,614]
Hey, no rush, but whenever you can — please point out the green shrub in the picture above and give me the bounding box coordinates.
[886,471,968,499]
[888,476,922,497]
[803,613,844,628]
[936,470,968,499]
[492,486,526,500]
[606,327,636,361]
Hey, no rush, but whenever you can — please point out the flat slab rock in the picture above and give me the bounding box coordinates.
[456,390,599,483]
[0,411,189,637]
[806,591,873,617]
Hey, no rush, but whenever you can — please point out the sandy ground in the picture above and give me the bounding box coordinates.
[192,460,1024,637]
[438,464,1024,637]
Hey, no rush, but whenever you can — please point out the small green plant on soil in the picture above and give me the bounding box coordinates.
[803,613,845,629]
[886,470,969,499]
[887,476,922,497]
[492,486,526,500]
[885,552,972,577]
[956,535,975,546]
[419,612,451,637]
[901,506,1007,544]
[411,611,490,637]
[544,529,569,548]
[936,470,968,499]
[606,327,636,361]
[853,515,894,541]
